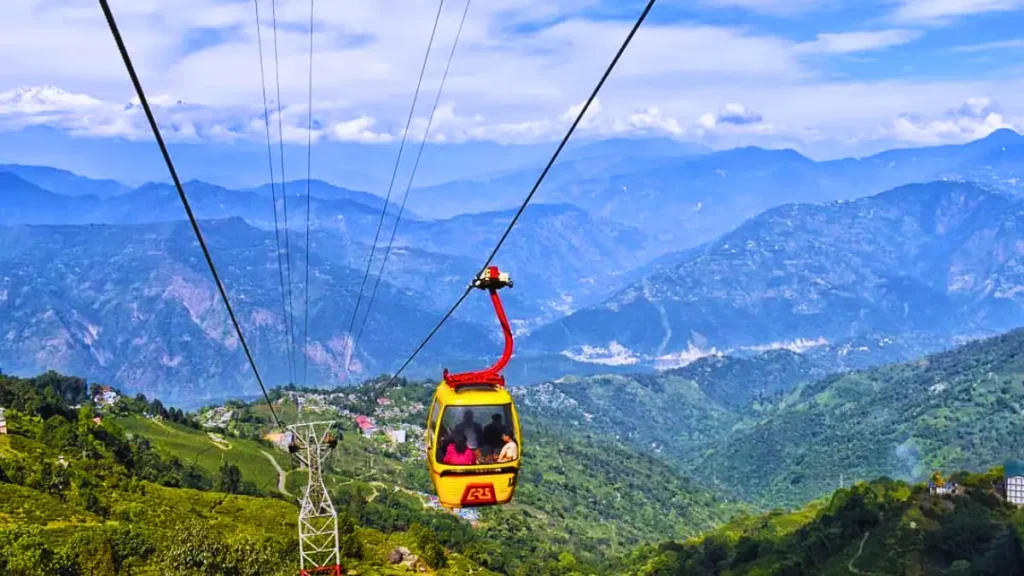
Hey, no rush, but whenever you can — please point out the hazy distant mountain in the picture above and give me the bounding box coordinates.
[0,172,653,328]
[0,219,500,403]
[0,172,99,224]
[409,129,1024,253]
[0,124,587,191]
[246,178,415,218]
[524,181,1024,367]
[394,203,650,326]
[0,163,130,198]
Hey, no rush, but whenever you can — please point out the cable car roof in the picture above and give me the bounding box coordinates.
[434,380,514,407]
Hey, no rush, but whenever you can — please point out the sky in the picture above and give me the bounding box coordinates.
[1,0,1023,167]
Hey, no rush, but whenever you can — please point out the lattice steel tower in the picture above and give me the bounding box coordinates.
[288,421,341,576]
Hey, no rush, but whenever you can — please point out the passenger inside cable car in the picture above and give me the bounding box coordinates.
[496,427,518,463]
[434,404,517,466]
[482,414,504,457]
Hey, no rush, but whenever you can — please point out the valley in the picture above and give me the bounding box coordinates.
[4,131,1024,575]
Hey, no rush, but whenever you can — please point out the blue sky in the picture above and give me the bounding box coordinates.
[1,0,1023,164]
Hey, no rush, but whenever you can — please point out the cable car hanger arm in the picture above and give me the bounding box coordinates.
[443,267,513,388]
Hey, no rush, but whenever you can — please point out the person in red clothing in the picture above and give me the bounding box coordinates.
[442,430,476,466]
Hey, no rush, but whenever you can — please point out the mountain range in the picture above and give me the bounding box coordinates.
[525,180,1024,370]
[408,128,1024,251]
[4,130,1024,401]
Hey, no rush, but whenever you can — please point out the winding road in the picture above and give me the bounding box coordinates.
[260,450,291,497]
[848,532,871,575]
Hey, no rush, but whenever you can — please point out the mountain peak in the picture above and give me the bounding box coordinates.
[717,146,809,161]
[980,127,1022,146]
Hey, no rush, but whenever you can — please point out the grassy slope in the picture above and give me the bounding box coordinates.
[0,409,494,576]
[116,415,289,491]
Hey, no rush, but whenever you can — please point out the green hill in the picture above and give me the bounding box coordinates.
[697,328,1024,508]
[0,372,497,575]
[515,328,1024,511]
[256,379,750,567]
[0,371,749,575]
[617,469,1024,575]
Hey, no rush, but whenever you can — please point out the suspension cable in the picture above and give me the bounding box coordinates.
[374,0,658,396]
[343,0,446,364]
[349,0,472,365]
[98,0,283,429]
[270,0,297,384]
[253,0,295,389]
[302,0,315,387]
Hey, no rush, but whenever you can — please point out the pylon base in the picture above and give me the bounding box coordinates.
[300,565,342,576]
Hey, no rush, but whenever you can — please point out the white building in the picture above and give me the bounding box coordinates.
[929,482,957,496]
[0,407,6,435]
[93,386,119,408]
[1006,460,1024,505]
[386,429,407,444]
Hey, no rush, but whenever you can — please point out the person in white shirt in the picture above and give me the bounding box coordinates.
[497,427,518,462]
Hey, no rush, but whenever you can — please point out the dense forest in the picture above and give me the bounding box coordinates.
[620,469,1024,575]
[514,328,1024,510]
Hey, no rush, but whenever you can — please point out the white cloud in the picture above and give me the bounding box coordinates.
[0,0,1023,158]
[949,38,1024,52]
[330,116,392,143]
[697,0,835,15]
[418,99,685,143]
[891,0,1024,24]
[694,103,764,132]
[0,83,386,144]
[886,97,1018,145]
[717,102,763,125]
[795,29,923,54]
[952,96,998,118]
[560,97,604,127]
[622,107,684,135]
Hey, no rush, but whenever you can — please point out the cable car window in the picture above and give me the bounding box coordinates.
[436,404,517,466]
[428,401,441,437]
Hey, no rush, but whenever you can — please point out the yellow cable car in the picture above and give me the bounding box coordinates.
[426,266,521,508]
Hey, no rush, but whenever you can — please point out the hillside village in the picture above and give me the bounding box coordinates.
[189,388,482,524]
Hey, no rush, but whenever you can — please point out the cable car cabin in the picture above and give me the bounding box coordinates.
[426,266,521,508]
[426,382,521,508]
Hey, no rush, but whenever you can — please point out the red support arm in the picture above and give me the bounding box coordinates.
[444,269,515,389]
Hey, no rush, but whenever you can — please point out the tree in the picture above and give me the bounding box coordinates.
[337,514,362,559]
[216,462,243,494]
[410,524,447,569]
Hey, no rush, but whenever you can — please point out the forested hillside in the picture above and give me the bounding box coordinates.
[0,371,748,575]
[697,328,1024,508]
[518,328,1024,512]
[619,470,1024,576]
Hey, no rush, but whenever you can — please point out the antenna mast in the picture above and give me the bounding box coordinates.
[288,421,341,575]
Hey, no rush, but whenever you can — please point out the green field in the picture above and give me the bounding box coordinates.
[116,415,290,493]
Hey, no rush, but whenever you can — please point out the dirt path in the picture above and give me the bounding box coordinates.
[151,418,174,432]
[260,451,291,497]
[366,481,386,502]
[207,432,231,450]
[848,532,871,575]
